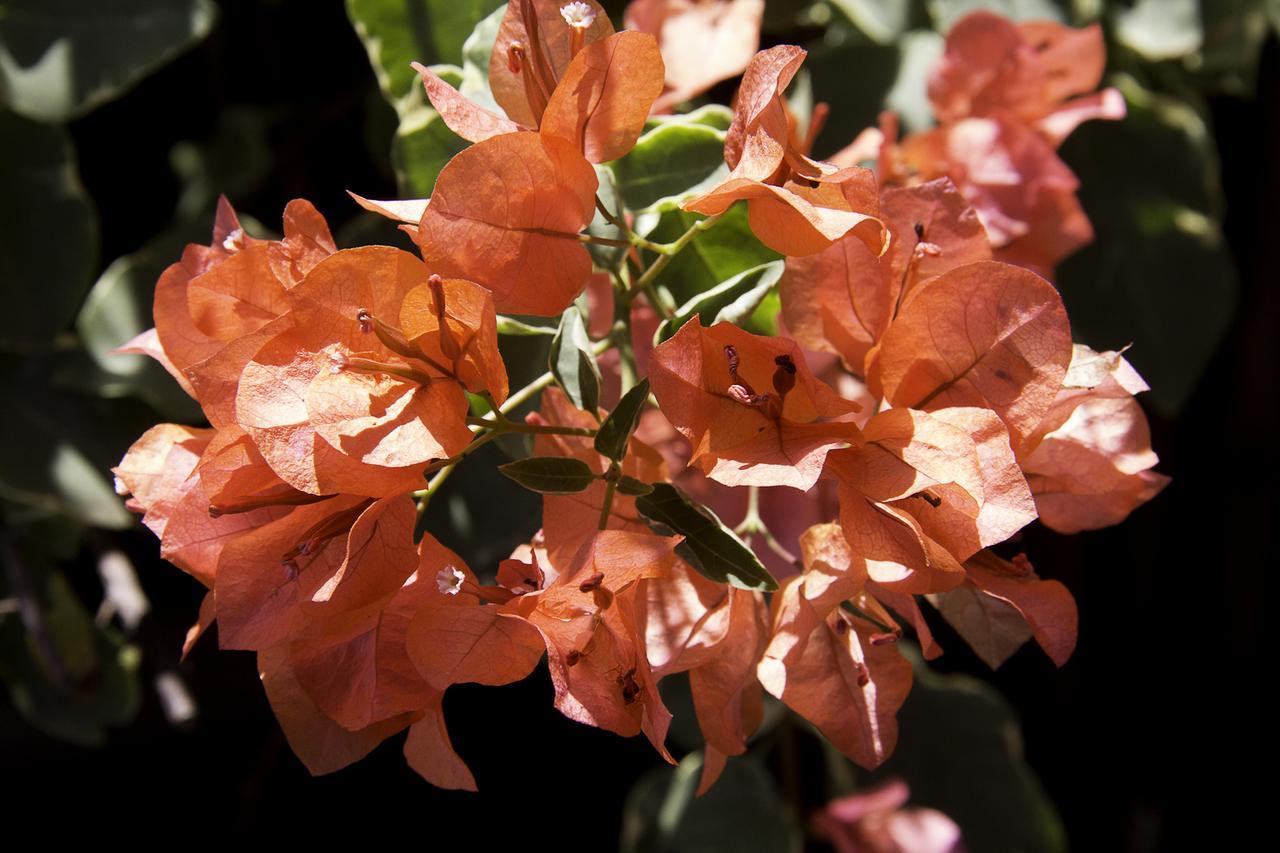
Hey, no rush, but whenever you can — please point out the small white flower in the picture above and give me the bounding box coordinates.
[560,1,595,29]
[436,564,466,596]
[221,228,245,252]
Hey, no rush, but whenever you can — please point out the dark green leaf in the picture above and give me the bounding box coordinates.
[641,205,781,308]
[609,122,728,213]
[616,476,654,497]
[498,456,597,495]
[1057,75,1236,415]
[620,753,800,853]
[656,261,784,343]
[594,378,650,463]
[0,551,140,746]
[0,108,96,349]
[0,0,217,122]
[0,356,153,529]
[861,647,1067,853]
[586,164,629,268]
[634,484,777,591]
[74,221,207,420]
[549,307,602,413]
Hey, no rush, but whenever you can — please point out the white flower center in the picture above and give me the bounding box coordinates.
[436,564,465,596]
[560,2,595,29]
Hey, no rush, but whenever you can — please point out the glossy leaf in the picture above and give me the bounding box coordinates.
[346,0,504,102]
[499,456,597,494]
[616,476,654,497]
[549,306,602,413]
[620,753,799,853]
[656,261,782,343]
[635,483,777,592]
[595,378,650,463]
[0,0,217,122]
[0,108,96,348]
[609,120,729,213]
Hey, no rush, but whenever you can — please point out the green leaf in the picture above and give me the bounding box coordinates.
[656,261,784,343]
[1057,75,1236,415]
[828,0,912,44]
[620,753,800,853]
[884,29,945,134]
[586,163,629,268]
[498,456,597,494]
[74,221,206,420]
[0,356,152,529]
[594,378,650,463]
[634,484,777,592]
[549,307,602,413]
[926,0,1065,32]
[0,108,96,349]
[616,476,654,497]
[0,0,217,122]
[392,64,472,196]
[861,647,1067,853]
[0,554,140,746]
[1113,0,1203,61]
[609,121,728,214]
[644,103,735,133]
[642,205,781,308]
[346,0,504,105]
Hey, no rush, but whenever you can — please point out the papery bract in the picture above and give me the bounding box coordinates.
[236,247,483,497]
[502,530,680,760]
[683,45,886,258]
[869,260,1072,450]
[649,318,861,490]
[539,30,665,162]
[414,132,597,316]
[781,177,991,371]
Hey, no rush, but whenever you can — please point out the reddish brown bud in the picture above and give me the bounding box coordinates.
[566,650,582,667]
[578,571,605,593]
[508,43,525,75]
[356,308,374,334]
[870,631,900,646]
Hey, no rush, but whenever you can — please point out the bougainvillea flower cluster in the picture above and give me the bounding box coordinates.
[116,3,1165,792]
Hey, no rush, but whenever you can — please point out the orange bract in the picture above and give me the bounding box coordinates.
[868,260,1073,450]
[414,132,598,316]
[649,318,862,490]
[683,45,886,258]
[540,31,665,162]
[781,177,991,372]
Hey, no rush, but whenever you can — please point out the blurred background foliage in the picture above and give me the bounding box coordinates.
[0,0,1272,848]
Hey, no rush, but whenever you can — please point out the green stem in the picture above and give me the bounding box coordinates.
[594,194,671,255]
[621,212,724,307]
[464,416,595,436]
[597,466,619,530]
